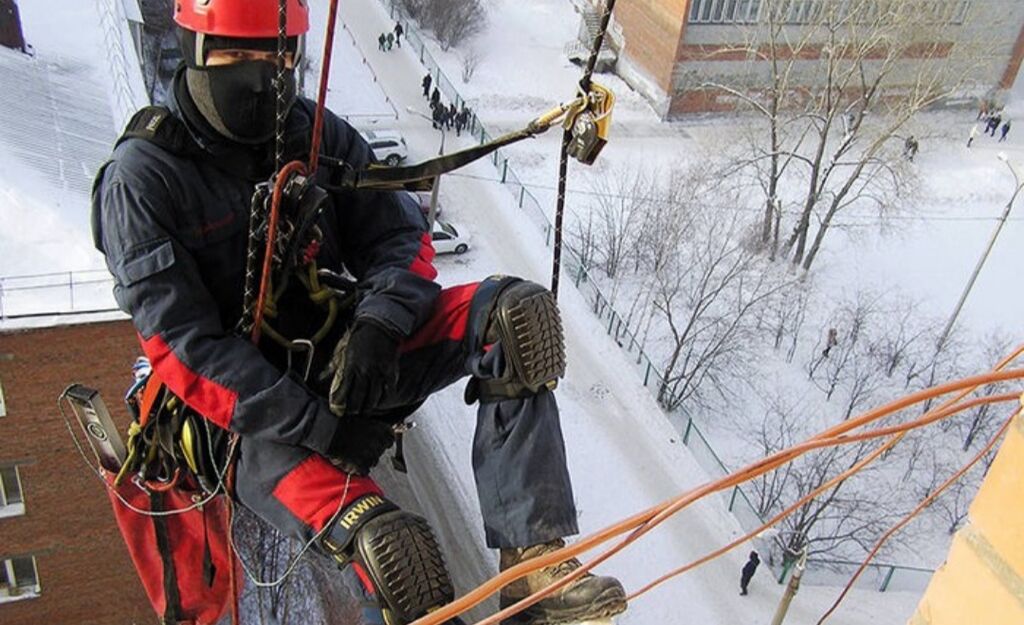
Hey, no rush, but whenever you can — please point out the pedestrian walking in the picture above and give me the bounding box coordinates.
[988,113,1002,136]
[385,32,394,51]
[448,102,457,130]
[903,135,919,161]
[1000,120,1011,142]
[740,551,760,596]
[431,102,444,130]
[422,72,432,98]
[394,22,404,47]
[968,123,978,148]
[431,86,440,109]
[378,32,386,51]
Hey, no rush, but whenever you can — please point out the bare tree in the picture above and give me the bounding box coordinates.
[234,508,362,625]
[698,0,996,270]
[747,404,904,565]
[653,207,797,411]
[403,0,487,51]
[461,46,482,83]
[590,168,650,280]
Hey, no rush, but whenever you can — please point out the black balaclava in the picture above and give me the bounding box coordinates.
[179,29,299,145]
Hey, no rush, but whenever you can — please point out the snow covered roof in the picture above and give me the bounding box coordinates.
[0,46,115,198]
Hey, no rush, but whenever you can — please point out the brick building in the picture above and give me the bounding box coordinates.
[0,319,151,625]
[0,0,26,54]
[586,0,1024,117]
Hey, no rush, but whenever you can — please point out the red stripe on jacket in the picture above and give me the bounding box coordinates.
[138,332,238,430]
[409,232,438,281]
[399,282,479,353]
[272,455,383,531]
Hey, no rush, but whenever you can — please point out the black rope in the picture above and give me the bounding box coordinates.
[274,0,288,172]
[239,0,290,335]
[551,0,617,297]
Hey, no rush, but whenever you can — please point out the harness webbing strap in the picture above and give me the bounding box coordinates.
[117,106,199,156]
[327,127,536,192]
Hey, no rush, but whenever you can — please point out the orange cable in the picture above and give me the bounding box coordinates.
[816,396,1024,624]
[626,391,1019,601]
[411,367,1024,625]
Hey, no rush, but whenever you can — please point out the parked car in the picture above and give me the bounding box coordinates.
[431,220,469,255]
[362,129,408,165]
[407,190,442,219]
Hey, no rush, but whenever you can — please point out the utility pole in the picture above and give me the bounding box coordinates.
[770,546,808,625]
[406,106,445,233]
[936,152,1023,350]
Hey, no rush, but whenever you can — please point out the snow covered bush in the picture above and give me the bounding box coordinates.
[401,0,486,51]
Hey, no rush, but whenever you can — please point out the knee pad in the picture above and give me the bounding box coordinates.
[322,495,455,625]
[466,277,566,403]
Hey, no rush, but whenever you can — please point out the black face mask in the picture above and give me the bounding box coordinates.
[185,61,296,145]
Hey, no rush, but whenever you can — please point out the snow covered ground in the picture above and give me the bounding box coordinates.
[337,2,929,623]
[3,1,1008,623]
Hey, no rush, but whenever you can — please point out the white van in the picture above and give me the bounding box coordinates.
[362,130,408,166]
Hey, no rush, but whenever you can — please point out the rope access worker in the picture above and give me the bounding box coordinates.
[90,1,627,624]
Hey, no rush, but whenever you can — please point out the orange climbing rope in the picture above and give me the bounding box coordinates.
[816,397,1023,623]
[409,347,1024,625]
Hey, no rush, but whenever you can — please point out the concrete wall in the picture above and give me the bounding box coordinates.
[911,406,1024,624]
[0,320,151,625]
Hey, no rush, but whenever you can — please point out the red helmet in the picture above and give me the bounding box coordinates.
[174,0,310,38]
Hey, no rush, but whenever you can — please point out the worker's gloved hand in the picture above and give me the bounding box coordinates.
[329,318,401,416]
[327,417,395,474]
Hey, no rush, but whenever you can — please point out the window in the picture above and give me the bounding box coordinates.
[0,556,40,602]
[687,0,971,25]
[0,465,25,518]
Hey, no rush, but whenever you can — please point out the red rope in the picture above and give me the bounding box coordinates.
[308,0,341,176]
[251,160,307,344]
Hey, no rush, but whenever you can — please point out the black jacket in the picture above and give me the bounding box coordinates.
[91,74,438,455]
[741,555,760,580]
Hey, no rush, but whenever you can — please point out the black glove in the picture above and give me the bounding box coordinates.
[330,319,401,416]
[327,417,396,473]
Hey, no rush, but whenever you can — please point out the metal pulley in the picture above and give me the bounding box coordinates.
[564,81,615,165]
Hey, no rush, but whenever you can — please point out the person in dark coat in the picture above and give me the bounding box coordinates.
[430,86,440,109]
[903,135,919,161]
[377,32,386,51]
[90,2,628,624]
[988,113,1003,136]
[1000,120,1011,142]
[385,31,394,51]
[421,72,432,98]
[431,101,443,129]
[394,22,403,47]
[740,551,760,595]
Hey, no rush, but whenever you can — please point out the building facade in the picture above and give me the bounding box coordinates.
[0,320,151,625]
[599,0,1024,117]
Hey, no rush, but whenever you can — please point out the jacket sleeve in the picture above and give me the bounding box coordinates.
[323,112,441,338]
[92,157,338,454]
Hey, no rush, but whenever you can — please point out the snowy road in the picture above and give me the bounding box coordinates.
[336,2,922,624]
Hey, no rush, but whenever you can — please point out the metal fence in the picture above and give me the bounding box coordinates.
[0,271,117,321]
[378,0,933,590]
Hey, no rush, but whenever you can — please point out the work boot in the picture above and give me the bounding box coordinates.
[499,539,627,624]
